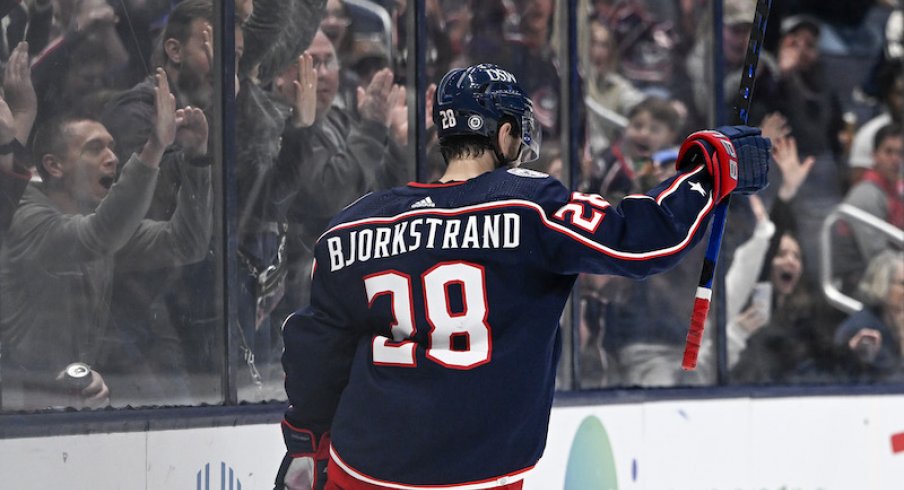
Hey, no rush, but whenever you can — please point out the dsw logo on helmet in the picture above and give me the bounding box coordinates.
[485,68,517,83]
[434,63,541,165]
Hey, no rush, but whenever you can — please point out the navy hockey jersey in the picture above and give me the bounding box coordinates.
[282,164,716,488]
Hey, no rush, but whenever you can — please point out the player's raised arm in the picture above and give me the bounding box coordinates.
[535,126,770,278]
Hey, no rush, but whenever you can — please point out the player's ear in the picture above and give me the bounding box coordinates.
[501,121,523,161]
[497,122,514,155]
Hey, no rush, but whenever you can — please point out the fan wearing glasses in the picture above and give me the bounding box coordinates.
[270,29,408,317]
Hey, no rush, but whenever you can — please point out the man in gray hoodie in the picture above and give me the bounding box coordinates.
[0,70,211,410]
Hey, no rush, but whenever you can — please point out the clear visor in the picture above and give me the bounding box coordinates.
[517,110,541,164]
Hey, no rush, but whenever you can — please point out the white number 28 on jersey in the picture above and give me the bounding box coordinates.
[364,262,491,370]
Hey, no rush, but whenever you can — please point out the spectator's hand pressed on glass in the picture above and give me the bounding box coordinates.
[202,22,214,68]
[3,41,36,144]
[385,81,436,144]
[0,94,16,147]
[143,67,209,160]
[292,53,318,128]
[142,68,179,167]
[357,68,403,126]
[0,90,19,186]
[424,83,437,130]
[771,133,815,202]
[387,85,408,146]
[175,105,209,158]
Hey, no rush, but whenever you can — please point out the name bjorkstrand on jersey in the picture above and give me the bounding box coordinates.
[326,212,521,271]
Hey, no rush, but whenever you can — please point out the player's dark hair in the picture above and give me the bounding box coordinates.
[32,114,93,181]
[628,96,681,132]
[873,123,903,152]
[438,116,520,164]
[439,135,494,162]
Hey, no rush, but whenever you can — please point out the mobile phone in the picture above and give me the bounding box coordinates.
[750,281,772,324]
[854,335,880,364]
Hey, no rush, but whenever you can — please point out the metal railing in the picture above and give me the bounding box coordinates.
[820,203,904,314]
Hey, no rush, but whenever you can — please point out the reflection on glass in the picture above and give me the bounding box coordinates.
[0,0,896,416]
[0,0,222,411]
[575,0,713,389]
[234,0,412,402]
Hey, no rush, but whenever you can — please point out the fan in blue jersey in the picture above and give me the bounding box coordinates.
[275,63,771,490]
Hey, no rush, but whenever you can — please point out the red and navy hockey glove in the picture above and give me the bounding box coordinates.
[676,125,770,202]
[274,421,330,490]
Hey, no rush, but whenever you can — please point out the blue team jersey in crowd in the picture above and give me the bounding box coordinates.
[282,164,715,488]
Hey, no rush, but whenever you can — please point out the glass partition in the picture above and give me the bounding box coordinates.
[573,0,719,388]
[0,0,225,411]
[2,0,901,418]
[716,1,904,387]
[233,0,417,402]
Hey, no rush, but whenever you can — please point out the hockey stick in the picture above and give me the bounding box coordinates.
[681,0,773,370]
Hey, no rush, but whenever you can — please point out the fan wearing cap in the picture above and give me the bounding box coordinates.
[685,0,760,126]
[275,63,771,490]
[777,15,822,77]
[749,13,832,155]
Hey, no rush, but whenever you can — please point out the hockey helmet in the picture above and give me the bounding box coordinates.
[433,63,541,164]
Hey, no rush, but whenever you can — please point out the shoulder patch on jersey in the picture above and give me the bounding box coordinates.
[507,168,548,178]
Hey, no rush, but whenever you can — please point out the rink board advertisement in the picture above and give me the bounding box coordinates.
[1,395,903,489]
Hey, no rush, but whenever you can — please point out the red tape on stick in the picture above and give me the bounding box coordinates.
[682,288,712,370]
[680,0,772,370]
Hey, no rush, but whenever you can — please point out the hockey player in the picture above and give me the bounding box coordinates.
[276,63,771,490]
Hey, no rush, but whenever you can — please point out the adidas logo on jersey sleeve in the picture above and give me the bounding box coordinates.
[410,196,436,208]
[507,168,548,178]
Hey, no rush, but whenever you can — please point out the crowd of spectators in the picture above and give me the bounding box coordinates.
[0,0,900,410]
[572,0,903,388]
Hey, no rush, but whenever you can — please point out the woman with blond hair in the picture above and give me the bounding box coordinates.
[834,250,904,382]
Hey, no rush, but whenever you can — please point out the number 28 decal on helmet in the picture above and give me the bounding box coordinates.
[433,64,541,165]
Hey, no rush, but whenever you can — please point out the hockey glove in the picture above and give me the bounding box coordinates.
[676,125,770,202]
[274,421,330,490]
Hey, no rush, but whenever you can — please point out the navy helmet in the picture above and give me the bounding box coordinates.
[433,64,541,165]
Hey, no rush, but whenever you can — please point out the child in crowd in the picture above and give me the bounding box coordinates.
[582,96,682,202]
